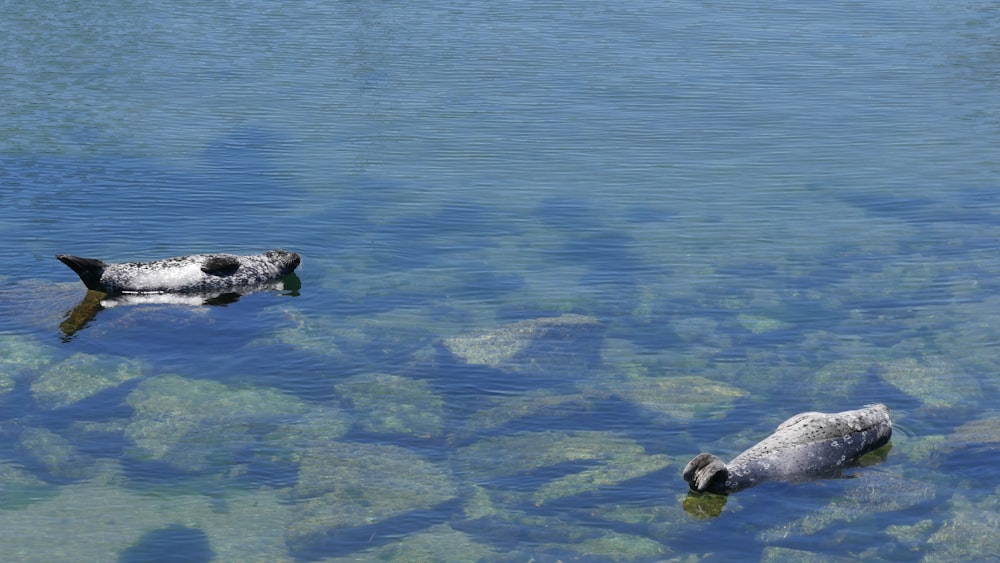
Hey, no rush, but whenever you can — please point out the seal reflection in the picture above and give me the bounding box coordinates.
[58,273,301,341]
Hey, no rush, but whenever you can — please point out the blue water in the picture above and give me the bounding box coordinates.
[3,1,1000,561]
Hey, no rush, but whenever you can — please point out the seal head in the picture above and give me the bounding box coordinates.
[683,403,892,494]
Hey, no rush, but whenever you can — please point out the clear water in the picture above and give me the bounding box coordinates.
[2,1,999,561]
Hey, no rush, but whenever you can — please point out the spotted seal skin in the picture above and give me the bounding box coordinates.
[56,249,301,294]
[683,403,892,494]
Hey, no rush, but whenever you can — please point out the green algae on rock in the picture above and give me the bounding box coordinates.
[31,353,145,410]
[443,313,602,373]
[124,375,309,472]
[285,442,457,554]
[334,373,444,438]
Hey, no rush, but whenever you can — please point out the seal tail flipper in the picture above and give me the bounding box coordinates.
[56,255,108,292]
[682,453,729,492]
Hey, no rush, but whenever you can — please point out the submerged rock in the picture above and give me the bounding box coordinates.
[736,313,791,334]
[453,430,644,480]
[759,471,935,543]
[551,530,668,560]
[124,375,308,472]
[443,314,602,374]
[884,519,936,552]
[808,358,874,408]
[615,375,748,422]
[18,427,96,481]
[532,450,672,505]
[0,333,56,390]
[0,461,57,509]
[894,414,1000,466]
[761,546,855,562]
[0,372,12,397]
[0,333,55,371]
[31,353,144,410]
[254,406,351,468]
[948,414,1000,446]
[454,508,669,561]
[329,523,500,562]
[119,524,213,563]
[255,309,348,359]
[265,307,444,366]
[334,373,444,438]
[878,355,980,409]
[285,442,457,555]
[451,430,671,505]
[924,494,1000,562]
[0,280,86,334]
[893,434,949,463]
[457,389,614,439]
[0,460,294,561]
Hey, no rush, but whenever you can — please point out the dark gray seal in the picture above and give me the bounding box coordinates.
[683,403,892,494]
[56,249,301,294]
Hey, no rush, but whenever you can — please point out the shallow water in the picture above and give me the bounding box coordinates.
[2,1,1000,561]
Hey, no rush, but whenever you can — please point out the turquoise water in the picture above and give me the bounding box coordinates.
[2,1,1000,560]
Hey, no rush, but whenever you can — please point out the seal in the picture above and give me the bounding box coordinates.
[56,249,301,294]
[682,403,892,494]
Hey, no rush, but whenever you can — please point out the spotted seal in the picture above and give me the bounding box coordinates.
[56,249,301,294]
[682,403,892,494]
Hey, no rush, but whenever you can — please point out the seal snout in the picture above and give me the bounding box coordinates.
[265,249,301,272]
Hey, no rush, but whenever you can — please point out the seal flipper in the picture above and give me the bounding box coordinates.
[56,255,108,292]
[683,453,729,493]
[200,256,241,277]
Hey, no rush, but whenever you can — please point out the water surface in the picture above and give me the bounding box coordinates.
[2,1,1000,561]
